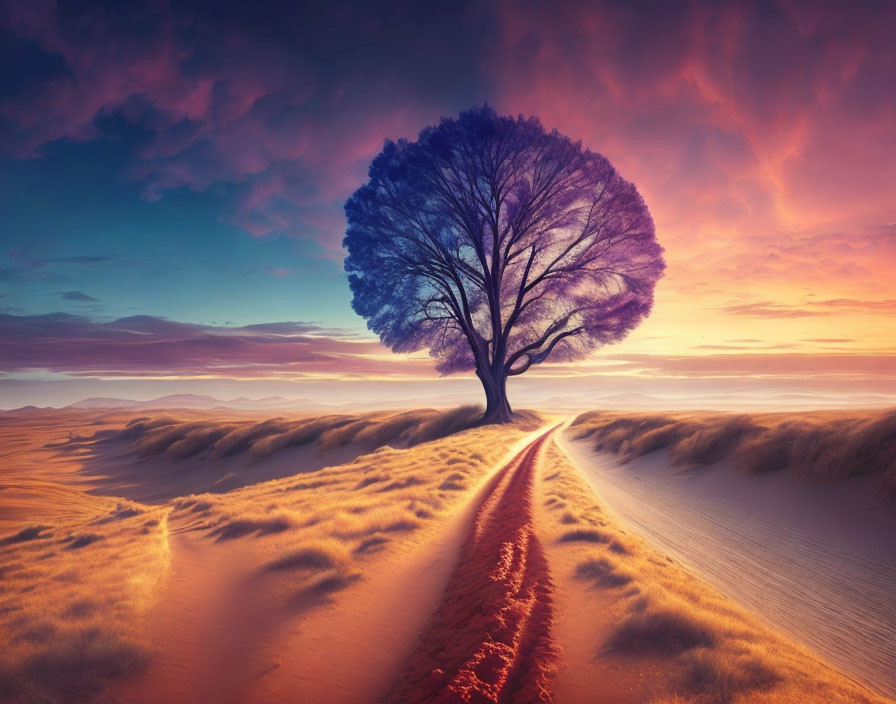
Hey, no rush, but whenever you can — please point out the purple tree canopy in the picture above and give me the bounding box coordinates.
[344,105,665,422]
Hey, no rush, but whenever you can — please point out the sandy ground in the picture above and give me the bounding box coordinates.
[558,432,896,698]
[1,408,894,703]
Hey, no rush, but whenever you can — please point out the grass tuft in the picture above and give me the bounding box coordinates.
[681,647,780,698]
[212,516,292,540]
[606,594,717,656]
[575,556,633,588]
[0,526,53,546]
[65,534,103,550]
[559,528,611,544]
[264,545,342,572]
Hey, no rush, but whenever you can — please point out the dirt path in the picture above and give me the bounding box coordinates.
[384,428,559,704]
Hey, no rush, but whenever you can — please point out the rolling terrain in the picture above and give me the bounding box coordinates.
[0,407,893,703]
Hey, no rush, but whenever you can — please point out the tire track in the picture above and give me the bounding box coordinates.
[385,429,558,704]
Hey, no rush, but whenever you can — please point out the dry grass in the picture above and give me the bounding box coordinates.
[156,413,542,628]
[185,418,527,571]
[570,409,896,498]
[0,501,169,703]
[605,590,717,656]
[574,555,634,588]
[681,646,781,702]
[539,440,890,703]
[115,405,488,462]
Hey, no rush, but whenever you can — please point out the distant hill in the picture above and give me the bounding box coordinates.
[53,389,896,414]
[63,393,483,412]
[66,394,307,411]
[67,397,143,409]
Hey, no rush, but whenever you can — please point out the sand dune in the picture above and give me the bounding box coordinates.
[115,420,542,703]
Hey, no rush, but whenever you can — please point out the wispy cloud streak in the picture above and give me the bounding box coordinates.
[0,313,430,378]
[1,313,891,383]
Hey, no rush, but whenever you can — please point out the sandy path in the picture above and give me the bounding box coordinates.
[557,431,896,699]
[385,428,558,704]
[112,526,290,704]
[116,505,467,704]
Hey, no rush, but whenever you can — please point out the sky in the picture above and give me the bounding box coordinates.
[1,0,894,408]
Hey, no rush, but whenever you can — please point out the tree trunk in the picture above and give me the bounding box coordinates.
[478,366,513,424]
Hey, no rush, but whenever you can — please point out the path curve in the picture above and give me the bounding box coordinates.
[385,428,559,704]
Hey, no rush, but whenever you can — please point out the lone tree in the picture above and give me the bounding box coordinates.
[344,106,665,424]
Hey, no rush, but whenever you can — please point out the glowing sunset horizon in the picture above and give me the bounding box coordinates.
[1,0,894,408]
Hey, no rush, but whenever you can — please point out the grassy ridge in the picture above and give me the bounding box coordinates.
[570,409,896,498]
[118,406,490,460]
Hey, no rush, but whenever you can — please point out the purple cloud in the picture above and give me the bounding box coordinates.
[0,313,430,378]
